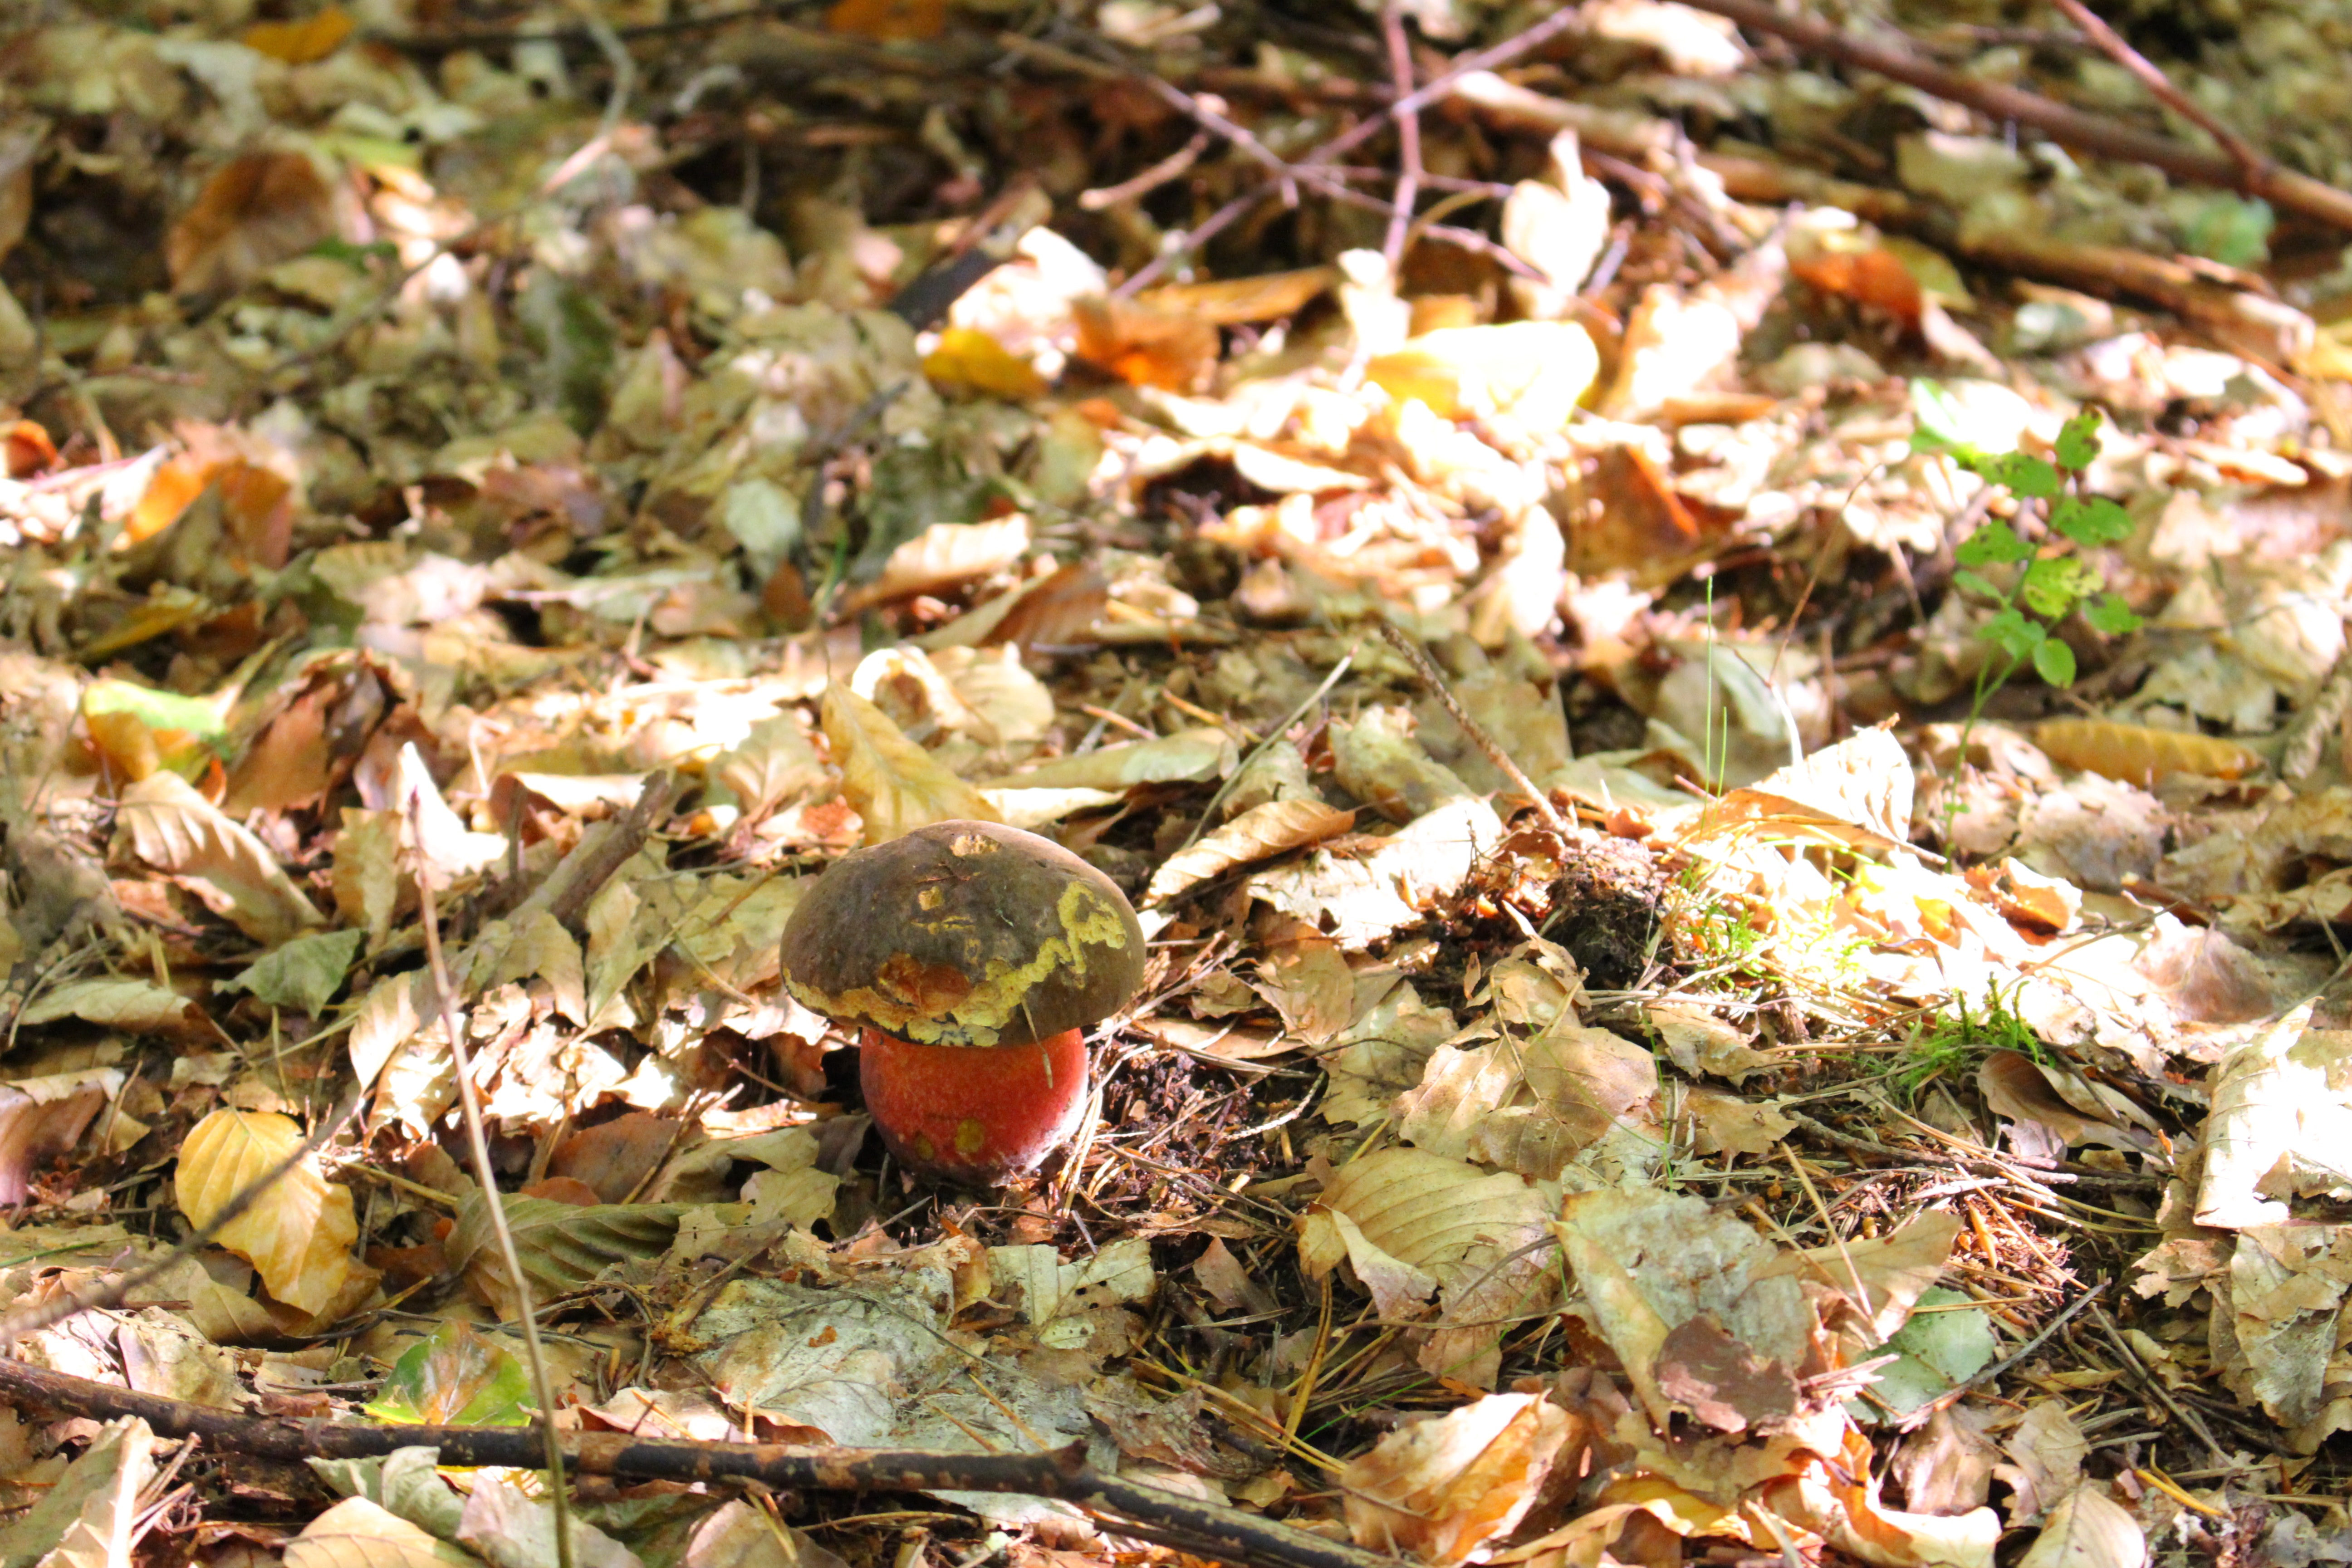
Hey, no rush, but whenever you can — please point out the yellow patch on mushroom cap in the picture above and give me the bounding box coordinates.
[785,878,1136,1047]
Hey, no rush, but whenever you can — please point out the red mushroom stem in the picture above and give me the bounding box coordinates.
[858,1025,1090,1184]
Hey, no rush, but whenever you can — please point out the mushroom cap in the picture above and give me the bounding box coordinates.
[779,820,1147,1049]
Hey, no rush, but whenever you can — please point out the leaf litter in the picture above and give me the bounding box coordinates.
[7,0,2352,1565]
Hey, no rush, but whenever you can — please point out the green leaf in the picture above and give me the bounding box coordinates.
[2020,556,2098,619]
[2049,494,2132,547]
[1908,378,1973,455]
[364,1321,531,1427]
[1851,1287,1997,1422]
[218,929,365,1015]
[1975,451,2059,499]
[81,681,226,741]
[1981,609,2045,661]
[2082,593,2143,636]
[2054,411,2102,471]
[1956,520,2032,568]
[1951,569,2004,602]
[2034,637,2078,687]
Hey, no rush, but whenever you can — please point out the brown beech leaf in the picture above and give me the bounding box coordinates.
[1146,799,1356,905]
[167,151,339,298]
[117,772,325,945]
[176,1107,358,1316]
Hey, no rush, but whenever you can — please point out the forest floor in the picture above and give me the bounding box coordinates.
[6,0,2352,1566]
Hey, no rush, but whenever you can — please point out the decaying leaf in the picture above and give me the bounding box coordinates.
[446,1191,685,1320]
[1299,1147,1558,1388]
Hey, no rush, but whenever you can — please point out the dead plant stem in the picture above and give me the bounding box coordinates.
[1372,620,1567,833]
[411,797,578,1568]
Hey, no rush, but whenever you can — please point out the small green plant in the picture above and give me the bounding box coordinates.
[1891,981,2046,1103]
[1913,382,2143,703]
[1911,382,2143,831]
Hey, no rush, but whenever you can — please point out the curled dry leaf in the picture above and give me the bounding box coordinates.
[983,726,1236,792]
[841,514,1031,612]
[2013,1485,2148,1568]
[1299,1146,1558,1388]
[2034,718,2262,784]
[819,681,1000,845]
[167,150,340,298]
[1146,799,1356,905]
[117,772,325,946]
[0,1068,121,1203]
[1366,321,1599,426]
[1338,1392,1572,1564]
[175,1108,358,1317]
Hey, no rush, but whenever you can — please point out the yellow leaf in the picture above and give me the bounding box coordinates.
[176,1108,357,1315]
[240,7,355,63]
[922,327,1047,400]
[820,682,1000,845]
[1367,321,1598,426]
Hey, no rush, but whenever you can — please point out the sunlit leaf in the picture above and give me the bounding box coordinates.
[2054,410,2102,471]
[241,7,354,61]
[820,682,1001,846]
[176,1108,358,1316]
[1980,609,2043,661]
[921,327,1047,400]
[365,1321,531,1427]
[2034,718,2262,783]
[1971,451,2059,499]
[1955,520,2030,568]
[2049,493,2132,547]
[2019,556,2097,619]
[2081,593,2142,636]
[2032,637,2077,687]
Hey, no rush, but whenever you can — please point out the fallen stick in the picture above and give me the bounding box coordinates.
[1671,0,2352,234]
[1448,72,2315,364]
[0,1358,1394,1568]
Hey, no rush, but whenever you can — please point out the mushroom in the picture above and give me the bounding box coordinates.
[778,820,1147,1184]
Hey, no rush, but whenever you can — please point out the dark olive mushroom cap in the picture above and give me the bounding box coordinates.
[779,820,1147,1049]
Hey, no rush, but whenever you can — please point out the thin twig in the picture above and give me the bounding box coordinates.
[1671,0,2352,233]
[0,1357,1399,1568]
[2043,0,2265,178]
[2085,1303,2236,1464]
[1372,620,1567,833]
[1111,1,1591,292]
[1378,1,1422,273]
[410,797,578,1568]
[1079,132,1211,211]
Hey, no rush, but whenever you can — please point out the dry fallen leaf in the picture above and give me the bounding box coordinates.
[167,150,340,298]
[1338,1392,1572,1564]
[1145,799,1355,905]
[176,1107,358,1316]
[116,772,326,946]
[820,681,1001,845]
